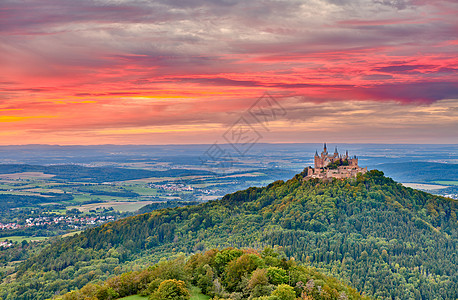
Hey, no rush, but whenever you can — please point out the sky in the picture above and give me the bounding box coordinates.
[0,0,457,145]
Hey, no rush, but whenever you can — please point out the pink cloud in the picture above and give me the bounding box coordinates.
[0,0,456,144]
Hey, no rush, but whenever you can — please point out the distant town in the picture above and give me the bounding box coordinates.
[0,215,115,231]
[0,241,12,248]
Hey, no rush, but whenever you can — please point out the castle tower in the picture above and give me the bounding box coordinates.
[321,143,328,158]
[314,150,323,168]
[349,155,358,166]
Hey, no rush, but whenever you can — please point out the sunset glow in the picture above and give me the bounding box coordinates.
[1,0,457,144]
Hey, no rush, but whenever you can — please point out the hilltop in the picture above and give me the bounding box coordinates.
[57,247,370,300]
[1,170,457,299]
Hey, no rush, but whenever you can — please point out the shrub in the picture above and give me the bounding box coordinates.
[271,284,295,300]
[149,279,190,300]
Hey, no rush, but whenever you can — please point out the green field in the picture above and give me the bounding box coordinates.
[61,231,82,238]
[2,236,49,243]
[122,185,159,196]
[107,201,153,212]
[433,180,458,186]
[70,194,99,203]
[117,286,209,300]
[118,295,147,300]
[0,190,45,196]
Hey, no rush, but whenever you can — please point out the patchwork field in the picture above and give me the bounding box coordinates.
[0,172,55,180]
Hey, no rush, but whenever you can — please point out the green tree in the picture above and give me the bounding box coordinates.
[267,267,288,285]
[247,268,272,298]
[271,284,295,300]
[96,287,119,300]
[149,279,190,300]
[224,254,265,291]
[214,248,243,274]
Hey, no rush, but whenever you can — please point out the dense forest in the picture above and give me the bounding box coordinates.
[0,193,74,209]
[57,247,368,300]
[0,170,457,299]
[137,201,201,214]
[0,164,214,183]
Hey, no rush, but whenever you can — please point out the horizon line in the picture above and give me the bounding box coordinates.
[0,142,457,147]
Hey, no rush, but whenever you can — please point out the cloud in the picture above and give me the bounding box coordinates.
[361,74,394,80]
[373,65,433,73]
[1,97,456,145]
[357,81,458,103]
[0,0,456,144]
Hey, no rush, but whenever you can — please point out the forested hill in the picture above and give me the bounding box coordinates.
[57,247,370,300]
[2,170,457,299]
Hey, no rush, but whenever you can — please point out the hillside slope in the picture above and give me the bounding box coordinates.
[57,247,370,300]
[1,170,457,299]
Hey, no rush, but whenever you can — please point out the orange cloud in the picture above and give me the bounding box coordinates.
[0,0,456,144]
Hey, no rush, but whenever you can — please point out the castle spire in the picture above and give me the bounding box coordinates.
[315,150,318,156]
[324,143,327,152]
[334,146,338,154]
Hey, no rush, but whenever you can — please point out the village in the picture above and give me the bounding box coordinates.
[0,241,12,248]
[0,215,115,231]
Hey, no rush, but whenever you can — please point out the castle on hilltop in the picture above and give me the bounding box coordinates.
[305,143,367,180]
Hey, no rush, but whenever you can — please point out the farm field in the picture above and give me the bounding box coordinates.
[3,236,49,243]
[433,180,458,186]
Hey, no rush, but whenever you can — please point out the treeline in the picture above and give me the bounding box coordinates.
[137,201,201,214]
[76,186,139,198]
[57,247,368,300]
[0,164,215,183]
[0,193,74,209]
[1,170,457,299]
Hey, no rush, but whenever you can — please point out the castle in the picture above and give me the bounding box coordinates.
[305,143,367,180]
